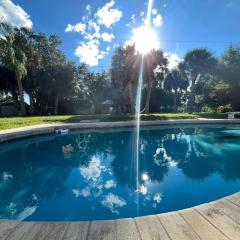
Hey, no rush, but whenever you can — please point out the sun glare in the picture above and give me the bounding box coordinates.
[132,25,159,55]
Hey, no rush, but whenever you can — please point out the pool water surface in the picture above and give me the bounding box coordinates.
[0,126,240,221]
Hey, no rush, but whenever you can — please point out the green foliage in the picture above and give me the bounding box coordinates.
[179,48,217,113]
[1,22,240,117]
[201,106,215,113]
[0,95,14,105]
[0,23,27,115]
[217,104,232,113]
[219,45,240,109]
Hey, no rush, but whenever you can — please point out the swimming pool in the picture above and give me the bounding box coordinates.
[0,125,240,221]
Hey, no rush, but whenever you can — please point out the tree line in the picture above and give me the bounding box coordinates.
[111,44,240,114]
[1,22,240,116]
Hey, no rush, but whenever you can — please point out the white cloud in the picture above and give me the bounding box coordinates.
[153,193,162,203]
[75,40,108,66]
[65,1,118,66]
[72,189,81,198]
[101,193,126,214]
[65,22,86,33]
[139,185,148,195]
[88,20,100,33]
[0,0,32,28]
[101,32,114,42]
[124,40,134,47]
[85,4,91,12]
[153,14,163,27]
[105,180,116,189]
[131,14,136,23]
[79,156,105,180]
[96,0,122,28]
[152,8,158,15]
[72,187,91,198]
[164,52,183,70]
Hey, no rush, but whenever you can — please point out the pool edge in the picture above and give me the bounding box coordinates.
[1,118,240,142]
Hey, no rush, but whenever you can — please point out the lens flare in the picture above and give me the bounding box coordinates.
[142,173,149,181]
[132,25,158,55]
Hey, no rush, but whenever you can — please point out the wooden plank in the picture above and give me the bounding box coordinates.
[226,193,240,207]
[214,199,240,224]
[158,212,200,240]
[135,215,170,240]
[62,222,89,240]
[19,223,44,240]
[116,218,140,240]
[5,222,35,240]
[179,208,228,240]
[32,222,68,240]
[195,202,240,240]
[86,220,116,240]
[0,221,19,239]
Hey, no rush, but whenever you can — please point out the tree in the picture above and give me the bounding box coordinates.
[110,45,141,113]
[75,65,110,114]
[179,48,217,113]
[16,28,42,115]
[110,47,128,112]
[50,62,75,115]
[0,23,27,116]
[0,66,18,103]
[143,49,168,113]
[219,45,240,109]
[32,33,67,114]
[164,69,188,112]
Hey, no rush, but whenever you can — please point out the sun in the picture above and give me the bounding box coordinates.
[132,25,159,55]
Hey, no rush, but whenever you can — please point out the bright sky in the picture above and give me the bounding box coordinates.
[0,0,240,71]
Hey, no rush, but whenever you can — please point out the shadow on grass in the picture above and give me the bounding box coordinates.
[42,113,198,124]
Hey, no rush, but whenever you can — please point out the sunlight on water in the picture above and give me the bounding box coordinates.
[1,127,240,221]
[134,0,155,214]
[134,57,144,214]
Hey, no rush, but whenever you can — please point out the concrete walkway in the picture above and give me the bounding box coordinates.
[0,193,239,240]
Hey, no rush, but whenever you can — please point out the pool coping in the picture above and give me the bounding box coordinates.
[1,119,240,239]
[1,118,240,143]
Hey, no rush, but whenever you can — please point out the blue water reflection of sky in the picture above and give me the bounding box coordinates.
[0,126,240,221]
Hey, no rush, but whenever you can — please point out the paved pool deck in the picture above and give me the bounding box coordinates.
[0,119,240,239]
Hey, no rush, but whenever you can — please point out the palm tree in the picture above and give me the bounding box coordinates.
[124,45,141,113]
[111,45,141,113]
[18,28,42,115]
[164,69,188,112]
[0,23,27,116]
[143,49,168,113]
[179,48,217,113]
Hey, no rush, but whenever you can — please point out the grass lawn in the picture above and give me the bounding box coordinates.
[0,112,236,131]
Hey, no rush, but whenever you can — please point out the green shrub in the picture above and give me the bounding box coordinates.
[217,104,232,113]
[202,106,215,113]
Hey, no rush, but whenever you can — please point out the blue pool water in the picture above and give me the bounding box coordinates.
[0,125,240,221]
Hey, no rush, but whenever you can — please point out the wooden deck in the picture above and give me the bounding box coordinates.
[0,192,239,240]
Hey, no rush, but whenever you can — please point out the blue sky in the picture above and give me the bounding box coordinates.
[1,0,240,71]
